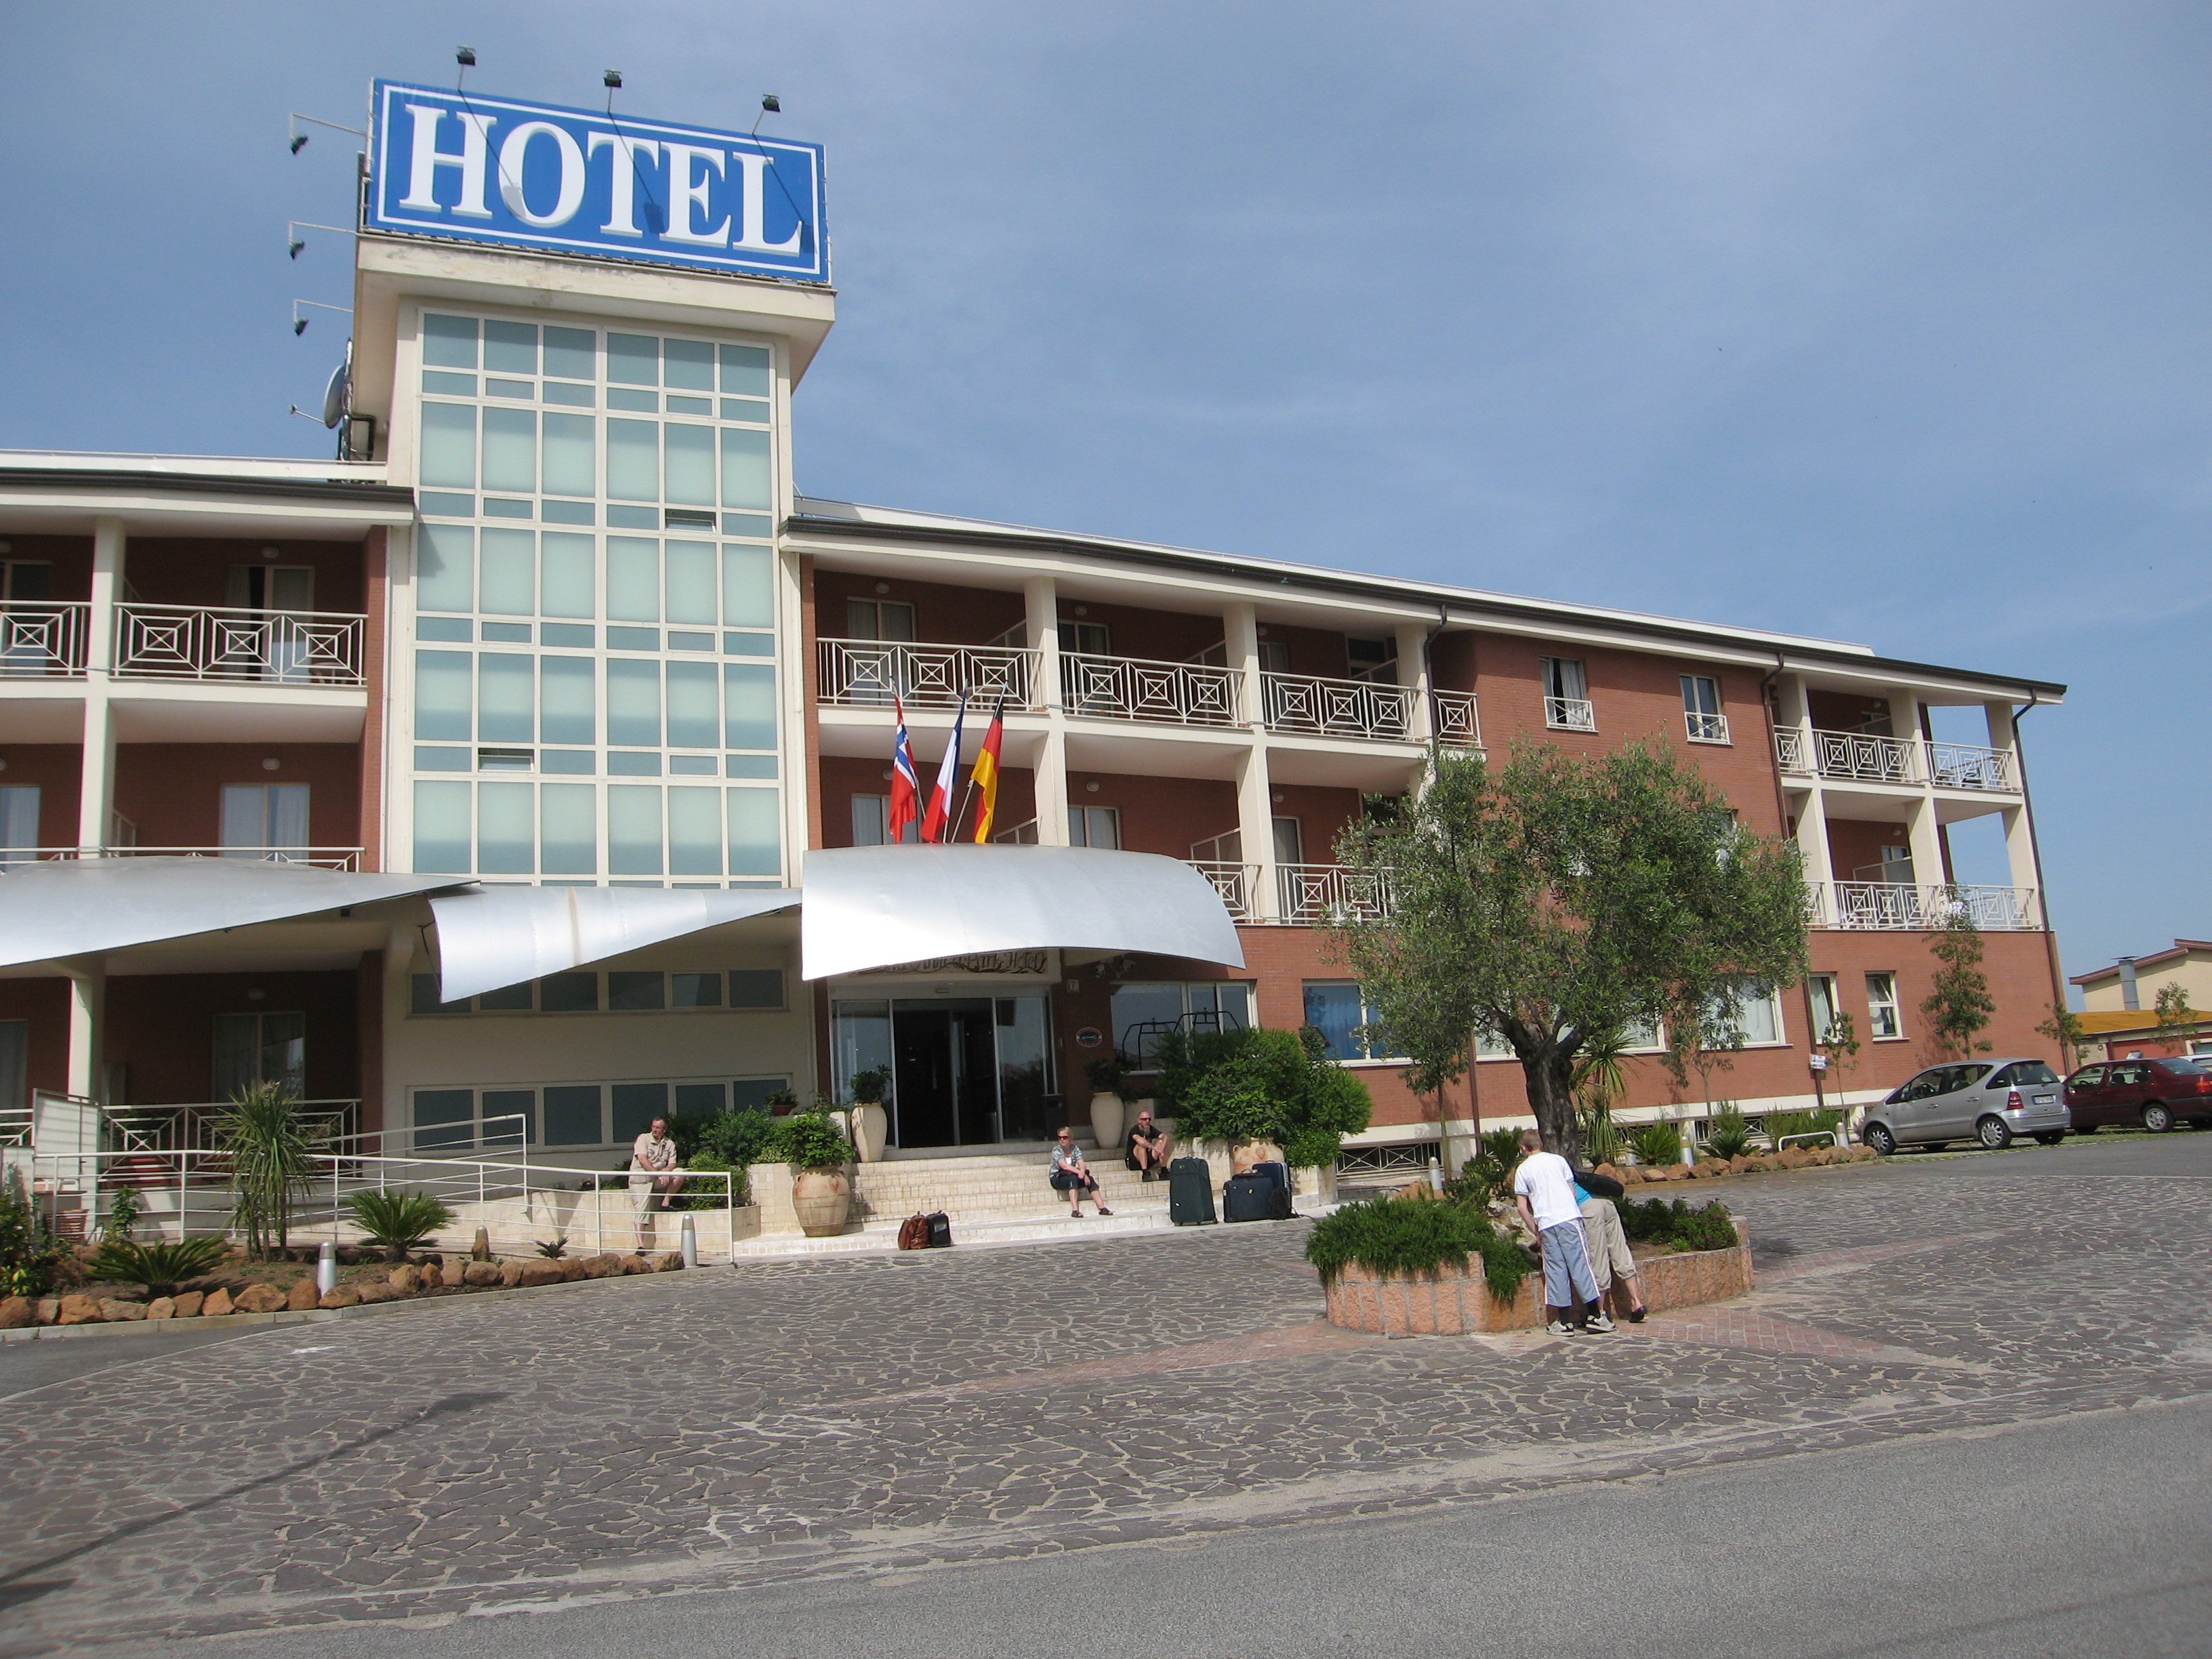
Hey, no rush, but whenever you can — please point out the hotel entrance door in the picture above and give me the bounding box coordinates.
[832,994,1057,1149]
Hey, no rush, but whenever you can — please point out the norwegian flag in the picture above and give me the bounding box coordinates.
[886,693,921,844]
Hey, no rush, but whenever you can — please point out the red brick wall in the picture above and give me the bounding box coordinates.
[112,743,361,851]
[1056,598,1223,663]
[0,534,93,600]
[1269,784,1365,863]
[0,979,70,1099]
[356,951,384,1136]
[1259,621,1372,680]
[1807,689,1900,733]
[1823,817,1913,882]
[105,970,361,1105]
[0,746,82,847]
[1063,770,1238,858]
[120,537,366,614]
[813,569,1026,646]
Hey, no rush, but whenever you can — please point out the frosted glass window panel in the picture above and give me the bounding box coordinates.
[477,528,535,615]
[605,537,660,621]
[666,659,721,748]
[422,314,478,369]
[850,794,888,846]
[726,787,780,877]
[540,532,594,617]
[719,343,771,396]
[607,657,662,746]
[663,337,714,390]
[539,782,597,874]
[668,786,723,875]
[608,785,663,874]
[480,406,537,494]
[719,428,771,510]
[414,650,472,740]
[477,653,534,742]
[607,333,659,385]
[0,786,39,857]
[539,655,595,744]
[419,403,477,489]
[482,318,537,375]
[721,544,773,629]
[543,325,596,380]
[413,780,472,872]
[268,783,308,850]
[416,524,473,613]
[722,662,776,750]
[477,781,535,874]
[664,424,715,507]
[664,541,718,624]
[606,419,659,501]
[541,412,595,497]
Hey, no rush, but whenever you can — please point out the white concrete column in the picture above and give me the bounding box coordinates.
[1025,575,1070,846]
[1223,600,1261,729]
[1888,688,1927,783]
[76,516,125,851]
[1984,699,2022,791]
[1904,794,1947,899]
[1395,621,1431,743]
[2001,805,2041,924]
[1794,786,1834,924]
[64,957,106,1103]
[1234,741,1279,921]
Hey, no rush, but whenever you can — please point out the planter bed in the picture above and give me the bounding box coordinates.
[1602,1144,1877,1183]
[1324,1221,1753,1338]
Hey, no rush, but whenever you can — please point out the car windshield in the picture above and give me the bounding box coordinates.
[1995,1061,2060,1086]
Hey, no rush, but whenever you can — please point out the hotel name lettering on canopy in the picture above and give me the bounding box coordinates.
[366,83,829,283]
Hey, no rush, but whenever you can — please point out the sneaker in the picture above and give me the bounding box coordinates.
[1546,1319,1577,1336]
[1585,1311,1617,1334]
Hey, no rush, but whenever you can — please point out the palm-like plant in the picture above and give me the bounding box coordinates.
[345,1188,455,1260]
[83,1236,230,1298]
[217,1080,329,1259]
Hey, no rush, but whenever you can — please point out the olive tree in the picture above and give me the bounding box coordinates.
[1332,742,1811,1162]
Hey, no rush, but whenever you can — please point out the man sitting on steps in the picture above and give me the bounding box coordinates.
[1124,1108,1174,1180]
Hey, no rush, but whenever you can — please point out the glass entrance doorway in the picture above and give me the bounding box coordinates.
[832,994,1057,1148]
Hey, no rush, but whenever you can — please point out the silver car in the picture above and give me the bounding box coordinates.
[1859,1057,2070,1154]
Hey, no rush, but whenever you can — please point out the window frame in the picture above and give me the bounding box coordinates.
[1866,972,1904,1040]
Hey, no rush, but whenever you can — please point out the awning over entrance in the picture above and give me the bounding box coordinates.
[0,856,466,970]
[430,885,801,1001]
[799,845,1244,980]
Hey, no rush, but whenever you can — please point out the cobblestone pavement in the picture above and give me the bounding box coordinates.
[3,1133,2210,1654]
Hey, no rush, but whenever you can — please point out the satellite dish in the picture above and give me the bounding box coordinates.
[319,344,350,429]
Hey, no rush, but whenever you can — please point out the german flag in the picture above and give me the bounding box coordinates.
[969,698,1006,842]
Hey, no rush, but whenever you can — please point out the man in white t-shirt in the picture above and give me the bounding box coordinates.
[1511,1128,1613,1334]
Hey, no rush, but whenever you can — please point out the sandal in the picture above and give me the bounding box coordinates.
[1097,1206,1113,1216]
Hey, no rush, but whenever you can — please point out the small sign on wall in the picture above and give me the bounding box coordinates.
[1076,1027,1104,1048]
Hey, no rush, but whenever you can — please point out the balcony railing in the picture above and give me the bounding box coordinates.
[1926,741,2014,792]
[1816,881,2039,931]
[1188,861,1260,920]
[1775,728,2017,792]
[817,638,1039,711]
[1545,696,1596,732]
[1277,863,1392,924]
[113,605,366,686]
[1061,651,1240,726]
[1685,710,1730,744]
[1431,689,1482,747]
[0,602,88,676]
[1261,672,1414,740]
[9,846,363,870]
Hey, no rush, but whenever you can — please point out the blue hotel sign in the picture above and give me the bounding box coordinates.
[365,82,828,283]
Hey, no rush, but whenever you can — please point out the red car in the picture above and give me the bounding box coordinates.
[2062,1057,2212,1133]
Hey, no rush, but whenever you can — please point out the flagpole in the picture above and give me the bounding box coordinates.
[953,695,1003,844]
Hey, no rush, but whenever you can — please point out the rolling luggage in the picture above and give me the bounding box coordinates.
[1224,1171,1286,1223]
[925,1211,953,1248]
[1168,1157,1216,1225]
[1245,1162,1295,1220]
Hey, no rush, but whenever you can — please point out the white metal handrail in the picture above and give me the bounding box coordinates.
[1187,861,1260,920]
[1927,741,2013,791]
[1776,729,2015,792]
[1545,696,1596,732]
[1276,863,1392,924]
[1431,689,1481,747]
[113,604,366,686]
[1818,881,2039,931]
[816,638,1039,710]
[1061,651,1241,726]
[0,601,87,676]
[99,1099,363,1154]
[1774,729,1809,773]
[33,846,365,870]
[1685,711,1731,743]
[1261,672,1415,740]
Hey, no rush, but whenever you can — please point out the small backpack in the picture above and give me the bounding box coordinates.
[897,1213,931,1251]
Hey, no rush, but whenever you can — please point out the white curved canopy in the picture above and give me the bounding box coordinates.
[0,857,464,969]
[799,844,1244,980]
[431,885,800,1001]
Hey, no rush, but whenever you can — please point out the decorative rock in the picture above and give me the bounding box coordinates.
[201,1286,235,1317]
[170,1290,204,1318]
[354,1282,393,1304]
[514,1259,566,1287]
[234,1283,289,1314]
[417,1262,443,1290]
[499,1260,525,1287]
[318,1285,361,1309]
[33,1297,60,1325]
[619,1253,651,1275]
[146,1296,176,1319]
[99,1298,146,1322]
[285,1278,321,1312]
[654,1251,684,1272]
[581,1253,624,1279]
[559,1258,588,1281]
[472,1226,492,1261]
[58,1294,102,1325]
[464,1261,502,1287]
[388,1264,420,1294]
[0,1295,30,1329]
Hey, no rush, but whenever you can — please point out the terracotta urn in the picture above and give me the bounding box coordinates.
[1231,1139,1284,1176]
[1089,1092,1125,1150]
[792,1168,853,1237]
[849,1103,888,1163]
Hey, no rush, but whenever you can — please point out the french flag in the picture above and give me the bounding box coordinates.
[920,693,968,842]
[886,694,921,844]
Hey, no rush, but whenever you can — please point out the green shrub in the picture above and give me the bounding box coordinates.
[848,1067,891,1105]
[1155,1025,1372,1169]
[218,1080,330,1258]
[1578,1105,1622,1167]
[1304,1196,1532,1302]
[535,1235,569,1259]
[0,1171,66,1298]
[1084,1055,1131,1096]
[761,1109,851,1171]
[345,1189,457,1257]
[1762,1107,1842,1148]
[675,1152,746,1209]
[83,1236,230,1296]
[104,1185,141,1245]
[697,1107,774,1166]
[1479,1126,1526,1170]
[1446,1155,1507,1206]
[1618,1196,1738,1253]
[1626,1120,1683,1166]
[1704,1107,1755,1161]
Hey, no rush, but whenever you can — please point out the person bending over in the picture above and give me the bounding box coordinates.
[1511,1128,1612,1335]
[1571,1165,1647,1323]
[1124,1108,1175,1180]
[1048,1128,1113,1217]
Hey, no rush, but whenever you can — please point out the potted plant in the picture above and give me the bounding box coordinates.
[1084,1055,1130,1150]
[847,1067,891,1164]
[764,1109,855,1236]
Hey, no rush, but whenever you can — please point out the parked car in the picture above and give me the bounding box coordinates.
[1858,1058,2068,1154]
[2063,1057,2212,1133]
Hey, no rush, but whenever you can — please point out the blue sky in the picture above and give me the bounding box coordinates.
[1,2,2205,998]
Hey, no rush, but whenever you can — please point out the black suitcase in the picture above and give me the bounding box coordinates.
[1247,1162,1294,1220]
[1168,1157,1216,1226]
[1224,1172,1283,1223]
[925,1211,953,1248]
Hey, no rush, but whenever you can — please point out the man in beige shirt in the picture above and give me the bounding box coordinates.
[629,1116,686,1216]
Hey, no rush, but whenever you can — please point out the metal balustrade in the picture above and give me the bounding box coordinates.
[1685,710,1731,743]
[114,604,366,685]
[23,846,363,870]
[1774,727,2018,793]
[1545,695,1597,731]
[1277,863,1393,924]
[816,638,1039,710]
[0,601,87,676]
[1926,740,2014,791]
[1187,860,1260,920]
[1261,672,1414,739]
[1817,881,2039,931]
[1431,689,1482,747]
[1060,651,1241,726]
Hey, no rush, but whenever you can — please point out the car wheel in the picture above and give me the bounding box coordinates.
[1975,1115,2013,1151]
[2033,1130,2066,1146]
[2142,1102,2175,1133]
[1862,1122,1896,1155]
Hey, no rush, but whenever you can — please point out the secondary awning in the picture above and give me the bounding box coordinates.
[430,885,800,1002]
[0,856,466,969]
[798,844,1244,980]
